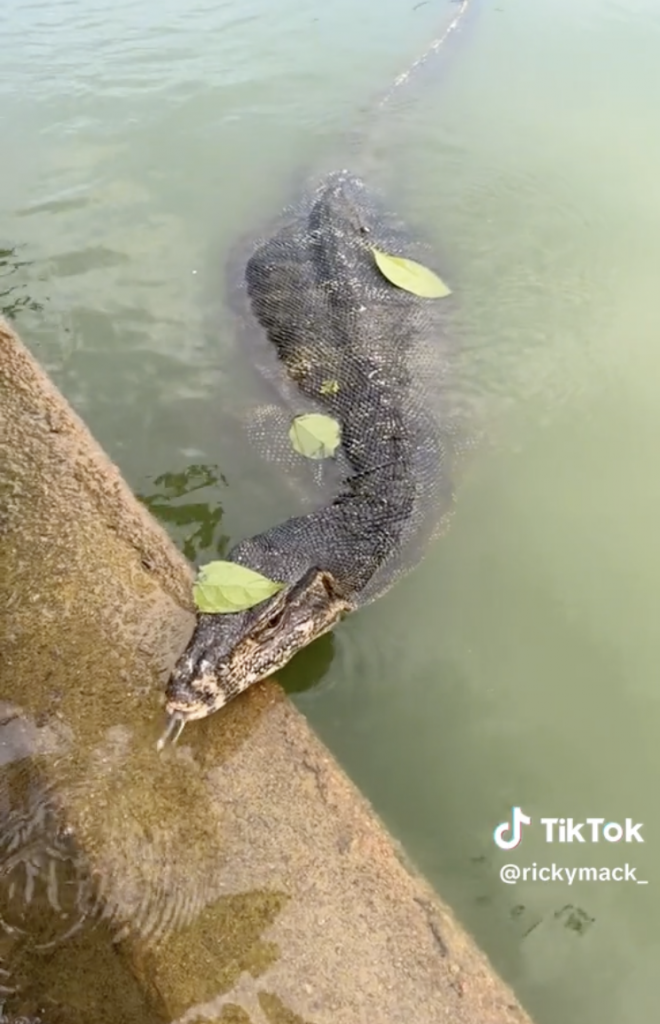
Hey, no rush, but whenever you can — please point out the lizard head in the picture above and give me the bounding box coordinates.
[308,170,377,243]
[160,567,353,744]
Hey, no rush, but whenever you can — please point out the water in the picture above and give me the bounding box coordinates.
[2,0,660,1020]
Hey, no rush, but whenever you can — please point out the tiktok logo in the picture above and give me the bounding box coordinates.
[493,806,533,850]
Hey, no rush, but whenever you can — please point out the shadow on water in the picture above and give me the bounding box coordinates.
[274,632,337,697]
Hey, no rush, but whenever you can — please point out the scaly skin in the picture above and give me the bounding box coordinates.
[161,171,455,743]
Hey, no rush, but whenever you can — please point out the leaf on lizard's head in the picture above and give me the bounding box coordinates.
[193,560,284,614]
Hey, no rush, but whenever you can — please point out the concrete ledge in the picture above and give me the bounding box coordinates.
[0,317,532,1024]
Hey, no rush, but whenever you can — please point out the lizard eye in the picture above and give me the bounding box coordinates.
[260,608,285,635]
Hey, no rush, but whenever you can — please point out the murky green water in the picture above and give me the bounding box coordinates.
[3,0,660,1020]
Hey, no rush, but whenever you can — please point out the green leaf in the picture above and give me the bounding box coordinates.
[193,560,284,614]
[319,379,340,396]
[288,412,341,460]
[371,248,451,299]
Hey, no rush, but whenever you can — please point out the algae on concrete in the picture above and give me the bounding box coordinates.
[0,317,533,1024]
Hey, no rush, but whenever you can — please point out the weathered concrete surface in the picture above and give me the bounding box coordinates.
[0,317,533,1024]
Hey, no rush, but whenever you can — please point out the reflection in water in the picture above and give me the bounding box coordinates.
[0,248,43,322]
[0,712,160,1023]
[0,707,90,970]
[0,771,90,953]
[138,464,230,564]
[0,701,299,1022]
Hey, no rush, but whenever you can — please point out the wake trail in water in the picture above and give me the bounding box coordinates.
[347,0,479,172]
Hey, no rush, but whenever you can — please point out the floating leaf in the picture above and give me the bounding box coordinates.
[288,413,341,460]
[319,379,340,396]
[193,560,284,614]
[371,247,451,299]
